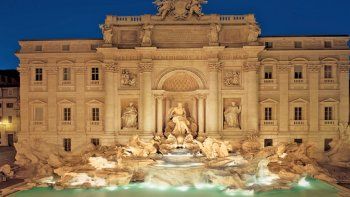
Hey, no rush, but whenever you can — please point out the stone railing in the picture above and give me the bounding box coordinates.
[32,121,44,125]
[321,78,336,84]
[321,120,338,126]
[61,121,72,125]
[261,79,276,84]
[293,79,305,83]
[90,121,101,126]
[106,16,142,24]
[290,120,307,126]
[219,15,246,23]
[261,120,277,126]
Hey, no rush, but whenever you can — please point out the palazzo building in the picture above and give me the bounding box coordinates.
[16,1,350,152]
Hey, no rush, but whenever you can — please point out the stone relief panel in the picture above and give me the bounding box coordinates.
[223,98,242,130]
[120,69,138,89]
[222,69,241,88]
[121,99,139,130]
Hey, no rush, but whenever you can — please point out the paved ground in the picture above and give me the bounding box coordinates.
[0,147,16,167]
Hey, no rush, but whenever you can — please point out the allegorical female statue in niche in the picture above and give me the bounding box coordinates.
[224,102,241,129]
[122,103,138,129]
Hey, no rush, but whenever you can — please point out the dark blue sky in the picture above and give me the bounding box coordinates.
[0,0,349,69]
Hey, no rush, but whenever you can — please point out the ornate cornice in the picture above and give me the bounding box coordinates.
[103,61,119,73]
[208,61,222,71]
[243,61,260,72]
[138,61,153,73]
[339,65,350,73]
[307,65,321,73]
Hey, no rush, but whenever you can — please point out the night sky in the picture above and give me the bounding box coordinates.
[0,0,349,69]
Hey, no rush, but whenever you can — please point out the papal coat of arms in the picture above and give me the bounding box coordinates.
[153,0,207,20]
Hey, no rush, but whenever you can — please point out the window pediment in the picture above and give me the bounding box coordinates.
[260,98,278,104]
[58,99,75,105]
[290,98,308,104]
[86,99,104,105]
[320,98,339,104]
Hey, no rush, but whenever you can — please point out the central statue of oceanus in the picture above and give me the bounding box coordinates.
[153,0,208,20]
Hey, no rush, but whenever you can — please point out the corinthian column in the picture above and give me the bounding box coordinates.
[139,61,155,135]
[104,61,118,134]
[339,64,350,124]
[244,61,259,132]
[205,61,221,135]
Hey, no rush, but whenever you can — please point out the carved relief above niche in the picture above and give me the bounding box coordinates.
[223,69,241,88]
[120,99,139,130]
[120,69,138,89]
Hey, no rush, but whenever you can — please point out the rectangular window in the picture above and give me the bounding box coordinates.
[62,45,70,51]
[294,139,303,144]
[264,139,273,147]
[325,107,333,120]
[294,107,303,120]
[324,65,332,78]
[264,107,272,120]
[265,42,273,49]
[324,139,333,152]
[34,107,44,121]
[294,41,302,48]
[35,45,42,51]
[6,103,13,108]
[294,66,303,79]
[92,108,100,121]
[0,103,2,108]
[91,138,100,146]
[91,68,99,81]
[324,41,332,48]
[8,89,13,96]
[63,68,71,81]
[8,116,12,123]
[63,138,71,152]
[35,68,43,81]
[63,108,71,121]
[264,66,273,79]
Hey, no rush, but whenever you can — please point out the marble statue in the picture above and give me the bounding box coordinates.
[153,0,174,19]
[247,24,261,43]
[122,103,138,129]
[209,23,221,45]
[224,71,240,87]
[168,103,191,144]
[140,25,154,47]
[100,24,113,44]
[121,69,136,87]
[188,0,207,17]
[224,102,241,128]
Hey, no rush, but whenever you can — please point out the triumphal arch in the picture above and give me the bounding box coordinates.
[16,0,350,151]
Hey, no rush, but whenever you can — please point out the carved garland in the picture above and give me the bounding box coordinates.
[339,65,350,73]
[307,65,321,73]
[138,62,154,73]
[104,63,119,73]
[208,62,222,71]
[243,62,260,72]
[277,65,290,73]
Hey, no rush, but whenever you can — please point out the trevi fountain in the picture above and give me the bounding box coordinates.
[4,0,350,196]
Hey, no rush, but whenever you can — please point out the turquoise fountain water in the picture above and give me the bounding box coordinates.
[11,177,339,197]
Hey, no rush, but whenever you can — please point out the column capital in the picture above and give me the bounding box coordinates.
[307,64,322,73]
[17,66,29,75]
[154,94,165,100]
[339,65,350,73]
[196,94,207,100]
[243,61,260,72]
[208,61,222,71]
[277,65,291,73]
[103,61,119,73]
[138,61,153,73]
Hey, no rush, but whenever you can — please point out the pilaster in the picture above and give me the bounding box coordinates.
[47,65,58,133]
[74,65,86,133]
[17,66,29,134]
[307,64,321,132]
[339,64,350,124]
[104,60,118,135]
[277,64,290,132]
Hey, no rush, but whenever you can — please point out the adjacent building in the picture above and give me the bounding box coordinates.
[0,70,20,147]
[16,1,350,152]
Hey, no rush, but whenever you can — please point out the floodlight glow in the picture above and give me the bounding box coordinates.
[298,177,310,187]
[88,157,116,170]
[105,186,119,191]
[225,189,254,196]
[176,185,190,192]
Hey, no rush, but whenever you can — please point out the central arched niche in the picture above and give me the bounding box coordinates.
[162,72,199,92]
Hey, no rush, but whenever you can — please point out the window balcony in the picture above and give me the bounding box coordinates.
[261,79,276,84]
[290,120,307,126]
[61,80,72,86]
[321,78,336,84]
[33,81,44,85]
[261,120,277,126]
[61,121,72,125]
[32,121,44,125]
[321,120,338,126]
[293,79,305,83]
[91,121,100,126]
[90,80,100,85]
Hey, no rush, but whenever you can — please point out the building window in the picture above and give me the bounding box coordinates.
[294,139,303,144]
[264,107,272,120]
[264,66,273,79]
[34,107,44,121]
[91,138,100,146]
[91,68,99,81]
[63,138,71,152]
[8,116,12,123]
[324,107,333,120]
[264,139,273,147]
[294,65,303,79]
[62,45,70,51]
[35,68,43,81]
[8,89,13,96]
[63,108,71,121]
[91,44,98,51]
[92,108,100,121]
[324,139,332,152]
[294,107,302,120]
[324,41,332,48]
[0,103,2,108]
[294,41,302,48]
[63,68,71,81]
[324,65,332,79]
[265,42,273,49]
[6,103,13,108]
[35,45,42,51]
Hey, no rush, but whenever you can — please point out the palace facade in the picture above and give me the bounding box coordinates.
[16,1,350,152]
